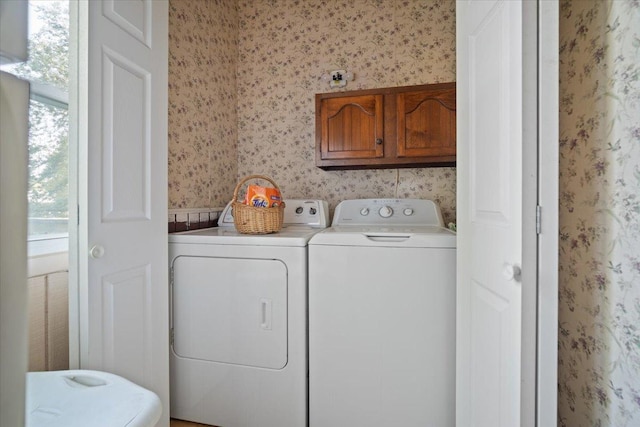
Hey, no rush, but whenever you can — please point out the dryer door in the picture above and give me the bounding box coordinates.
[172,256,287,369]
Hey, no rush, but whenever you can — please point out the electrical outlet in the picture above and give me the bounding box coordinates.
[330,70,347,88]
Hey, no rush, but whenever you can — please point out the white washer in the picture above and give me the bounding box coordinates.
[169,200,329,427]
[308,199,456,427]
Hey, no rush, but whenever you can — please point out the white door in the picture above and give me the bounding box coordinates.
[456,1,539,426]
[77,1,169,426]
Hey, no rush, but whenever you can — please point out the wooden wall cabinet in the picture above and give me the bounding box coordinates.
[315,82,456,169]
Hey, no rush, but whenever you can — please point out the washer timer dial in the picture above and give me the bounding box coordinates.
[378,206,393,218]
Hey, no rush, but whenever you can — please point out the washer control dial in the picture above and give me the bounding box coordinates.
[379,206,393,218]
[403,208,414,216]
[295,206,303,214]
[360,207,370,216]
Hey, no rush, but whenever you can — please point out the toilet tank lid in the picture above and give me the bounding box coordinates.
[26,370,162,427]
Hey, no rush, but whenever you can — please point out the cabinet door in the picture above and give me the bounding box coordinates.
[319,95,383,160]
[397,88,456,158]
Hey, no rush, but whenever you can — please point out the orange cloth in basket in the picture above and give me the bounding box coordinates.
[244,185,282,208]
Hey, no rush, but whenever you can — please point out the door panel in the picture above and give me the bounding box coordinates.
[397,88,456,158]
[102,47,151,221]
[320,95,384,160]
[102,0,151,46]
[79,1,169,426]
[469,3,511,223]
[172,256,288,369]
[469,281,506,425]
[101,265,152,382]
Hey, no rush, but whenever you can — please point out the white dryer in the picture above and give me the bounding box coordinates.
[169,200,329,427]
[308,199,456,427]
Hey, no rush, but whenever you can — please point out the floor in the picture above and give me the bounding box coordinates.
[170,419,214,427]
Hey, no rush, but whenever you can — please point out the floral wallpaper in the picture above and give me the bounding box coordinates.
[169,0,456,219]
[168,0,457,221]
[235,0,457,223]
[168,0,238,208]
[558,1,640,426]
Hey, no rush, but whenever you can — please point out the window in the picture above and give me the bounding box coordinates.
[1,0,70,244]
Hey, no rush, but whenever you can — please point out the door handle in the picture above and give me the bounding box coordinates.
[89,245,105,259]
[503,263,521,282]
[260,299,272,330]
[364,234,411,242]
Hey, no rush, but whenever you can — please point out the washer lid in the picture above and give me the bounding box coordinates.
[309,225,456,248]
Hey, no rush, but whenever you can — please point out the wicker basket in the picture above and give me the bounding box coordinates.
[231,175,285,234]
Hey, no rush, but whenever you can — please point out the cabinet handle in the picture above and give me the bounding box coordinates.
[375,138,383,145]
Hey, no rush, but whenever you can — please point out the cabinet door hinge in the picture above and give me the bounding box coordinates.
[536,205,542,235]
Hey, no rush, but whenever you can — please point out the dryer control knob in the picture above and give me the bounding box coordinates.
[379,206,393,218]
[403,208,414,216]
[295,207,303,214]
[360,208,370,216]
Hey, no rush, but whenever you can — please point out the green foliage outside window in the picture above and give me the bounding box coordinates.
[6,1,69,235]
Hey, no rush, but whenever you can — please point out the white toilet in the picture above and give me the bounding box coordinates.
[26,370,161,427]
